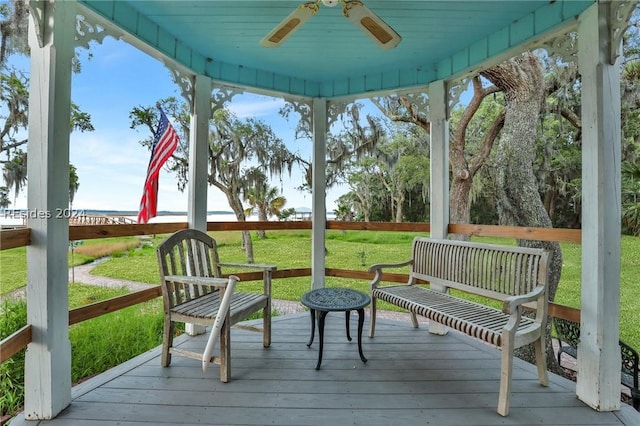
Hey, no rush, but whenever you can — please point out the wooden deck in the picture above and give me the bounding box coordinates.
[10,313,640,425]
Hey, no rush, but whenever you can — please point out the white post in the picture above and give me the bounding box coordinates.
[187,74,211,232]
[311,98,327,289]
[24,0,75,419]
[428,80,450,336]
[185,74,211,336]
[428,81,450,240]
[576,2,622,411]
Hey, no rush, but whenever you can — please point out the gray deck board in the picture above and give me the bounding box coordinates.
[9,312,640,425]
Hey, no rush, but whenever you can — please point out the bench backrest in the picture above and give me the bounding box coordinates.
[411,237,549,302]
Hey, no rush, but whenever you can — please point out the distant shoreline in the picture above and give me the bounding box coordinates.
[0,209,333,226]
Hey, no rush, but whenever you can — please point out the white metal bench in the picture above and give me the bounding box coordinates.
[368,237,550,416]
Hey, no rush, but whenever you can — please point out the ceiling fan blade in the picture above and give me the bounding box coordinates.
[260,2,319,48]
[342,1,401,50]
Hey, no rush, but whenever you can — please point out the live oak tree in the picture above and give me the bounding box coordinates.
[480,53,565,371]
[1,0,93,205]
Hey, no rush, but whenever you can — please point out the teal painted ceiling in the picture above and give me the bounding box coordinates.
[80,0,595,99]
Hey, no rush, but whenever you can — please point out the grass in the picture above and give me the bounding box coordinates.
[0,237,142,295]
[1,284,164,420]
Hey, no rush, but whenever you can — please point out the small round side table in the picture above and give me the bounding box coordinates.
[300,287,371,370]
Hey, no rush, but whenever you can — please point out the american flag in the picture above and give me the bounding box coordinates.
[137,107,179,224]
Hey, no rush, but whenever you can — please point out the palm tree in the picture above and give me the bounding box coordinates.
[244,180,287,239]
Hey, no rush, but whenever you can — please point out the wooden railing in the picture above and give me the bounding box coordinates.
[0,221,583,363]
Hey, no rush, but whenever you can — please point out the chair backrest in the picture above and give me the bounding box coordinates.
[553,318,639,390]
[157,229,223,309]
[553,318,581,348]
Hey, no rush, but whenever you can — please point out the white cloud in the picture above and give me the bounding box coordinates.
[227,95,286,119]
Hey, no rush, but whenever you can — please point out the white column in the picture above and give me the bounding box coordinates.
[311,98,327,289]
[185,75,211,336]
[24,0,75,419]
[576,3,622,411]
[427,80,450,335]
[428,81,449,239]
[187,75,211,232]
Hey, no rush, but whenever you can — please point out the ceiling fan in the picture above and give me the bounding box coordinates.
[260,0,401,50]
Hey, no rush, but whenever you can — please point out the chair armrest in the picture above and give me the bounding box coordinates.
[164,275,232,289]
[218,262,277,271]
[502,285,547,315]
[217,263,275,297]
[369,259,413,288]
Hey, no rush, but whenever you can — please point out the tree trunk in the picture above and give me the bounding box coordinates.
[481,52,564,374]
[449,177,472,240]
[395,193,404,223]
[226,192,255,263]
[448,76,504,241]
[257,208,267,239]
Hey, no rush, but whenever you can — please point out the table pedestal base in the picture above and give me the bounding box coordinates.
[306,308,367,370]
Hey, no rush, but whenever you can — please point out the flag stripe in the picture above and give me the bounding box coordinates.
[138,108,179,224]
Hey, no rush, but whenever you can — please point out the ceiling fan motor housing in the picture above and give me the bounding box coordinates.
[321,0,340,7]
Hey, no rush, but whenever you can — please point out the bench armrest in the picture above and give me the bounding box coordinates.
[369,259,413,288]
[502,285,547,315]
[164,275,237,289]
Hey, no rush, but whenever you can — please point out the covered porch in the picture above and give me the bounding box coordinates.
[10,313,639,425]
[13,0,639,422]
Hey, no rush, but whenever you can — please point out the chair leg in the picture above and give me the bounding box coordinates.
[161,317,173,367]
[534,337,549,386]
[263,303,271,348]
[368,297,376,338]
[220,318,231,383]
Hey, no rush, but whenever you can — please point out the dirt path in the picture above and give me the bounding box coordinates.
[69,261,155,292]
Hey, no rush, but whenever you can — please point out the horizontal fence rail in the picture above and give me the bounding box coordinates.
[0,325,31,363]
[0,228,30,250]
[0,268,582,362]
[1,221,582,247]
[1,220,584,364]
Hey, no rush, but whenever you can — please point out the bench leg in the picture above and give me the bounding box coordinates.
[498,335,515,416]
[369,297,377,338]
[534,337,549,387]
[408,312,418,328]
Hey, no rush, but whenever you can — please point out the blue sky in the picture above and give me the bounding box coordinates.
[7,36,348,214]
